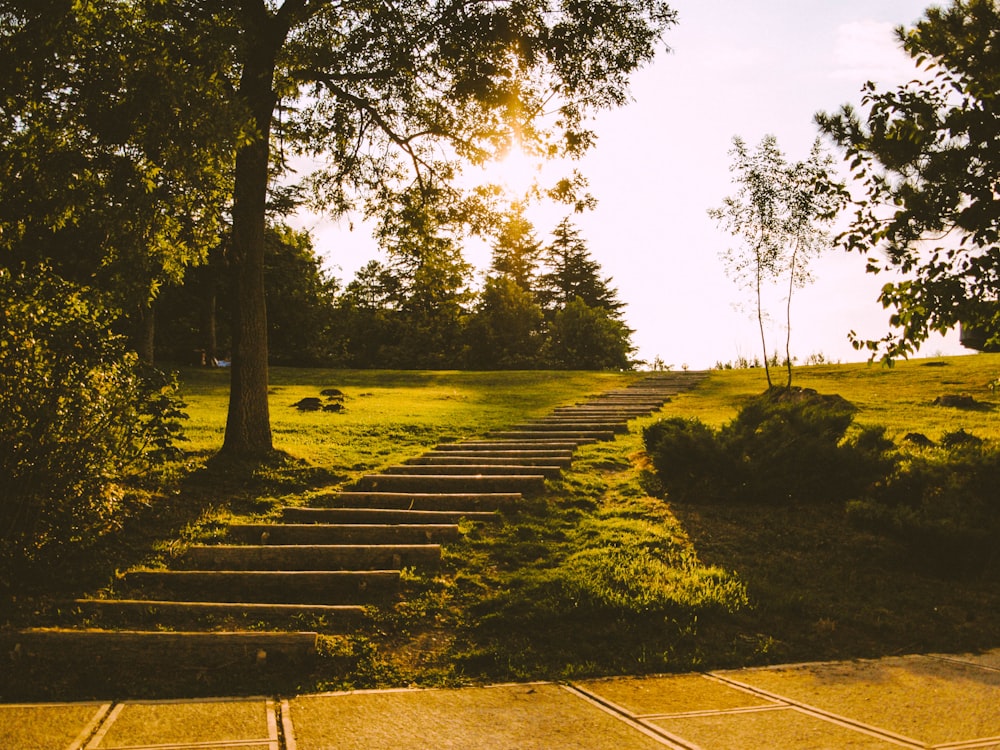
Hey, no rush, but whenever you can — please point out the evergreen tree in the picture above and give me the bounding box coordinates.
[489,202,544,293]
[464,276,545,368]
[540,218,626,315]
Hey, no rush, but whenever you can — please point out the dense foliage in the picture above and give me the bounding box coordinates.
[847,432,1000,576]
[645,382,1000,576]
[0,268,186,586]
[816,0,1000,359]
[643,388,891,504]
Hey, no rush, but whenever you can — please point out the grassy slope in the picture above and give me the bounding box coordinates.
[654,354,1000,669]
[180,368,642,472]
[10,358,1000,698]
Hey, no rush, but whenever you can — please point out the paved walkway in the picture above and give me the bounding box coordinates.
[5,648,999,749]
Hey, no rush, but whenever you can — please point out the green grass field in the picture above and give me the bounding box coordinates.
[177,356,1000,690]
[179,368,642,473]
[8,356,1000,699]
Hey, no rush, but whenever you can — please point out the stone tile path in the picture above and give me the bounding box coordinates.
[6,649,999,749]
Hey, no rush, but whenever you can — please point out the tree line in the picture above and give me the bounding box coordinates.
[156,212,634,371]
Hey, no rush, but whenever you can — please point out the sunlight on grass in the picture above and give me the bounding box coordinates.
[668,354,1000,442]
[178,369,639,474]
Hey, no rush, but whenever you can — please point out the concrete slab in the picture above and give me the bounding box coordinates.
[286,683,671,750]
[650,706,905,750]
[717,654,1000,747]
[84,697,277,749]
[573,674,777,716]
[932,647,1000,672]
[0,702,110,750]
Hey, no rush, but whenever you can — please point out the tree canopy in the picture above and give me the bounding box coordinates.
[3,0,675,457]
[816,0,1000,360]
[204,1,676,455]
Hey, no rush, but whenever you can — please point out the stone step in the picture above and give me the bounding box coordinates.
[124,569,400,604]
[434,441,587,451]
[180,543,443,570]
[486,430,615,441]
[586,395,669,403]
[227,523,460,545]
[314,492,522,511]
[512,421,630,433]
[417,449,574,459]
[406,455,572,468]
[282,506,500,524]
[71,599,367,628]
[6,628,320,675]
[552,406,654,415]
[381,463,562,479]
[353,473,547,495]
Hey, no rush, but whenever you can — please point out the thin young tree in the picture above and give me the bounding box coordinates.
[709,135,844,388]
[709,135,788,388]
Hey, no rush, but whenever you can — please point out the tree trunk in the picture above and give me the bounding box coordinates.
[221,19,280,458]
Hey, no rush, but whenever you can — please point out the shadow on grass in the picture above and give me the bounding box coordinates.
[3,449,347,625]
[667,497,1000,668]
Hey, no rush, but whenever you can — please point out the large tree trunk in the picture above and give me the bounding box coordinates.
[221,18,280,458]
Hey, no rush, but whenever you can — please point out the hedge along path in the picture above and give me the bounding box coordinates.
[8,373,705,697]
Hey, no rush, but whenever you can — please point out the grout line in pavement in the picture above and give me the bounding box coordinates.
[560,683,700,750]
[707,672,926,749]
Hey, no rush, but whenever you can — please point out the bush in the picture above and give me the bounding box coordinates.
[644,387,892,503]
[0,267,187,584]
[846,434,1000,576]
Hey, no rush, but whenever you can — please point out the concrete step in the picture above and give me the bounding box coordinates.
[406,454,572,468]
[180,543,443,570]
[433,441,587,451]
[124,569,400,604]
[314,492,522,511]
[6,628,319,674]
[381,463,562,479]
[486,430,615,441]
[353,473,546,495]
[416,449,574,459]
[282,506,500,524]
[71,599,367,628]
[511,421,630,434]
[227,523,460,545]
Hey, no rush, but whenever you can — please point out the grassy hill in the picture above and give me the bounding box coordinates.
[6,357,1000,697]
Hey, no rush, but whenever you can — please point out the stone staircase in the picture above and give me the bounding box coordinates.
[7,373,704,688]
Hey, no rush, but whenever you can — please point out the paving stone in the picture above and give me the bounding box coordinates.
[649,706,903,750]
[86,697,276,749]
[0,702,110,750]
[286,683,669,750]
[574,674,777,716]
[717,654,1000,747]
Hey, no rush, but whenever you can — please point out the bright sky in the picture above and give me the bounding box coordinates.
[294,0,965,369]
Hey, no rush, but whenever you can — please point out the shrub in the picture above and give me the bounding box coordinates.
[0,267,187,584]
[846,434,1000,576]
[644,387,892,503]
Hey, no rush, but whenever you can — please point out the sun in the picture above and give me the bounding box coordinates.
[481,144,540,195]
